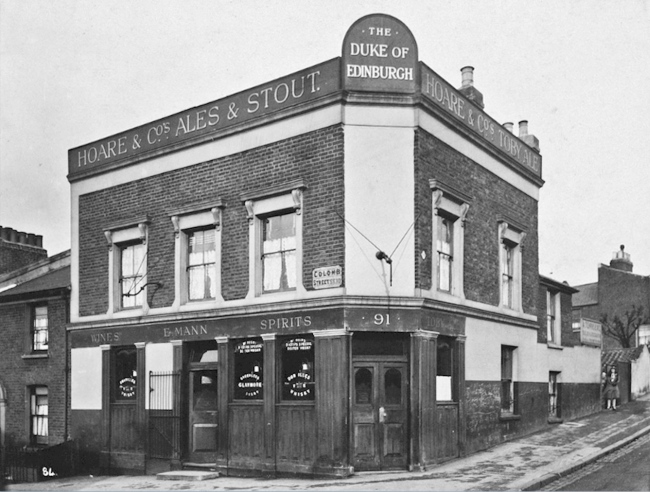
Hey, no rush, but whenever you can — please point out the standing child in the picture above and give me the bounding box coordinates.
[605,366,620,410]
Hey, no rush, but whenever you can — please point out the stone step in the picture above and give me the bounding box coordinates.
[157,470,220,481]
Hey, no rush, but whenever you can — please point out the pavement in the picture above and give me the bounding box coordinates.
[7,394,650,491]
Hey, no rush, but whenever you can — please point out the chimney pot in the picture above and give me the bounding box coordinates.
[518,120,529,138]
[504,122,514,133]
[460,66,474,88]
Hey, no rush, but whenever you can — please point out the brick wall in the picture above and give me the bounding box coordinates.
[0,240,48,275]
[78,125,345,315]
[0,297,68,447]
[414,129,539,314]
[598,266,650,348]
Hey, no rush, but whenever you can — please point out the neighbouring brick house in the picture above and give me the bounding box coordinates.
[0,246,70,455]
[573,246,650,349]
[66,14,601,477]
[0,227,47,275]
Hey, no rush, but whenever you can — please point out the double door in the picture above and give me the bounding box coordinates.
[352,361,408,470]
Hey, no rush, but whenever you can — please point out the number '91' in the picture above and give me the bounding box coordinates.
[373,314,390,325]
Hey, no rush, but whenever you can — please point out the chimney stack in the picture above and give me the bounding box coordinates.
[518,120,540,151]
[610,245,633,272]
[458,66,484,108]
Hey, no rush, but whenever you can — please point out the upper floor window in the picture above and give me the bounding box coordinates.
[501,242,515,308]
[30,386,48,445]
[638,325,650,346]
[263,212,297,293]
[120,242,146,309]
[104,218,149,314]
[430,180,470,298]
[498,220,526,311]
[170,202,225,306]
[32,305,48,352]
[242,180,306,298]
[188,228,217,301]
[437,216,453,292]
[547,290,561,345]
[572,309,582,332]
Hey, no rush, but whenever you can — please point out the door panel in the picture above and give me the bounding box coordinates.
[352,362,407,471]
[188,369,218,460]
[380,364,407,468]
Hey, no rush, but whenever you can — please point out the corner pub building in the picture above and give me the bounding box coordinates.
[67,14,600,477]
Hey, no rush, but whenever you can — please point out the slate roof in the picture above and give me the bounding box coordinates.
[573,282,598,307]
[0,266,70,300]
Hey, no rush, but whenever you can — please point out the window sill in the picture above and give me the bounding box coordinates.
[22,353,48,360]
[499,413,521,422]
[547,342,564,350]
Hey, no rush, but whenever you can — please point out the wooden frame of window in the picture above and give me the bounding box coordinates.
[261,212,297,294]
[500,345,516,415]
[498,219,526,311]
[430,180,470,299]
[31,305,48,352]
[29,386,48,445]
[548,371,560,419]
[119,241,146,309]
[546,290,561,345]
[170,201,225,307]
[104,218,149,315]
[436,336,456,401]
[241,180,307,299]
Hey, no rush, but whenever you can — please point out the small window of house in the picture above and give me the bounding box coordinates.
[32,305,48,352]
[30,386,48,445]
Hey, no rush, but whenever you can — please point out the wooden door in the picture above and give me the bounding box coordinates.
[352,362,408,470]
[188,369,218,462]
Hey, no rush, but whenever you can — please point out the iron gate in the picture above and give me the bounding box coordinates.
[148,371,181,460]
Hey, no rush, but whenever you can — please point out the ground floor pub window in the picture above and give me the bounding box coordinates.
[436,336,455,401]
[112,346,137,401]
[281,336,315,401]
[233,338,263,400]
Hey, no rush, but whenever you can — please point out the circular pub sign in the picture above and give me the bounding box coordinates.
[342,14,418,94]
[118,377,136,399]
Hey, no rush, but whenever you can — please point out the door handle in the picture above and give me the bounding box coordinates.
[379,406,386,423]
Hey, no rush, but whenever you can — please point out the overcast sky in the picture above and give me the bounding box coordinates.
[1,0,648,286]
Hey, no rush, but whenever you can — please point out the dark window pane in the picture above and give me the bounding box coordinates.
[355,368,372,405]
[113,347,137,401]
[384,368,402,405]
[233,339,263,400]
[281,337,315,401]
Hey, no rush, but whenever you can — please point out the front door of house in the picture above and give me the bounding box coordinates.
[352,361,408,470]
[187,368,218,463]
